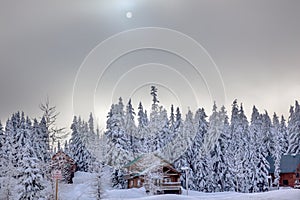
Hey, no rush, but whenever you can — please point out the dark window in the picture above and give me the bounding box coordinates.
[283,180,289,186]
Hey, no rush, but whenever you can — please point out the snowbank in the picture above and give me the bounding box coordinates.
[59,172,98,200]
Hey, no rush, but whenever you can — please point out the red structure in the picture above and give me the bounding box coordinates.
[51,151,77,183]
[268,154,300,188]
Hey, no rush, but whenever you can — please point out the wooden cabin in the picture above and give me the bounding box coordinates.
[124,154,182,194]
[268,154,300,188]
[51,151,77,183]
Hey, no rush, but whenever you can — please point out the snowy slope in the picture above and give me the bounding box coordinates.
[59,172,300,200]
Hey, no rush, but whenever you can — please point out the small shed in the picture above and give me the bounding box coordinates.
[124,154,181,194]
[268,154,300,188]
[51,151,77,183]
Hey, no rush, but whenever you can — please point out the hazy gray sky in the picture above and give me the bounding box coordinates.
[0,0,299,129]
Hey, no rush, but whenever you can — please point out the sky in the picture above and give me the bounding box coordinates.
[0,0,299,129]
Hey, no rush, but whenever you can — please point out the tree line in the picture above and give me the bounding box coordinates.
[101,86,299,192]
[0,86,300,199]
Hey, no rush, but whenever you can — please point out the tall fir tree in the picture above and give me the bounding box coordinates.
[280,115,288,154]
[69,116,93,172]
[105,102,133,168]
[0,121,5,176]
[124,99,138,156]
[287,101,300,154]
[272,113,282,188]
[228,101,251,192]
[137,102,149,153]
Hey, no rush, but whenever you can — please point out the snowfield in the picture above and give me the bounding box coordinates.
[60,172,300,200]
[103,188,300,200]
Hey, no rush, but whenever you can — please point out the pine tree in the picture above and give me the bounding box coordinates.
[249,106,263,192]
[124,99,137,156]
[174,108,209,192]
[287,101,300,154]
[169,105,175,133]
[173,109,195,179]
[32,117,50,164]
[150,86,159,106]
[111,168,127,189]
[272,113,282,188]
[137,102,149,153]
[191,108,209,191]
[254,112,270,192]
[105,102,133,168]
[69,116,93,172]
[160,107,183,162]
[17,143,46,200]
[88,112,95,135]
[155,107,170,150]
[0,121,5,176]
[39,98,65,152]
[228,101,251,192]
[280,116,288,154]
[219,106,235,191]
[148,86,161,152]
[1,119,16,199]
[204,104,234,192]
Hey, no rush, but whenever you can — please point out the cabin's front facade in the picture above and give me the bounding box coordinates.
[124,154,182,194]
[268,154,300,188]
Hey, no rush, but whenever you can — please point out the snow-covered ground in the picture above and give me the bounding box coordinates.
[60,172,300,200]
[103,188,300,200]
[59,172,99,200]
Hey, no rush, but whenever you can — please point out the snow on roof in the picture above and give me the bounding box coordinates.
[268,154,300,173]
[124,153,179,175]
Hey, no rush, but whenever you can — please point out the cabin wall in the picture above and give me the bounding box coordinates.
[280,173,295,187]
[128,177,143,188]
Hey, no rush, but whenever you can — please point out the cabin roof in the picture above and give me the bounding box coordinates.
[268,154,300,173]
[124,155,144,168]
[124,153,180,176]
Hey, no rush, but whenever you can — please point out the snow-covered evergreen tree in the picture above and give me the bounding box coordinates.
[154,107,170,150]
[0,121,5,176]
[287,101,300,154]
[88,112,95,135]
[137,102,149,153]
[272,113,282,188]
[111,168,127,189]
[32,117,50,164]
[280,115,288,154]
[204,104,234,192]
[105,100,133,168]
[17,142,46,200]
[173,109,194,168]
[0,118,17,199]
[169,105,175,133]
[249,108,270,192]
[69,116,93,172]
[0,112,49,199]
[124,99,138,156]
[173,108,209,192]
[227,101,251,192]
[160,107,183,162]
[148,86,161,152]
